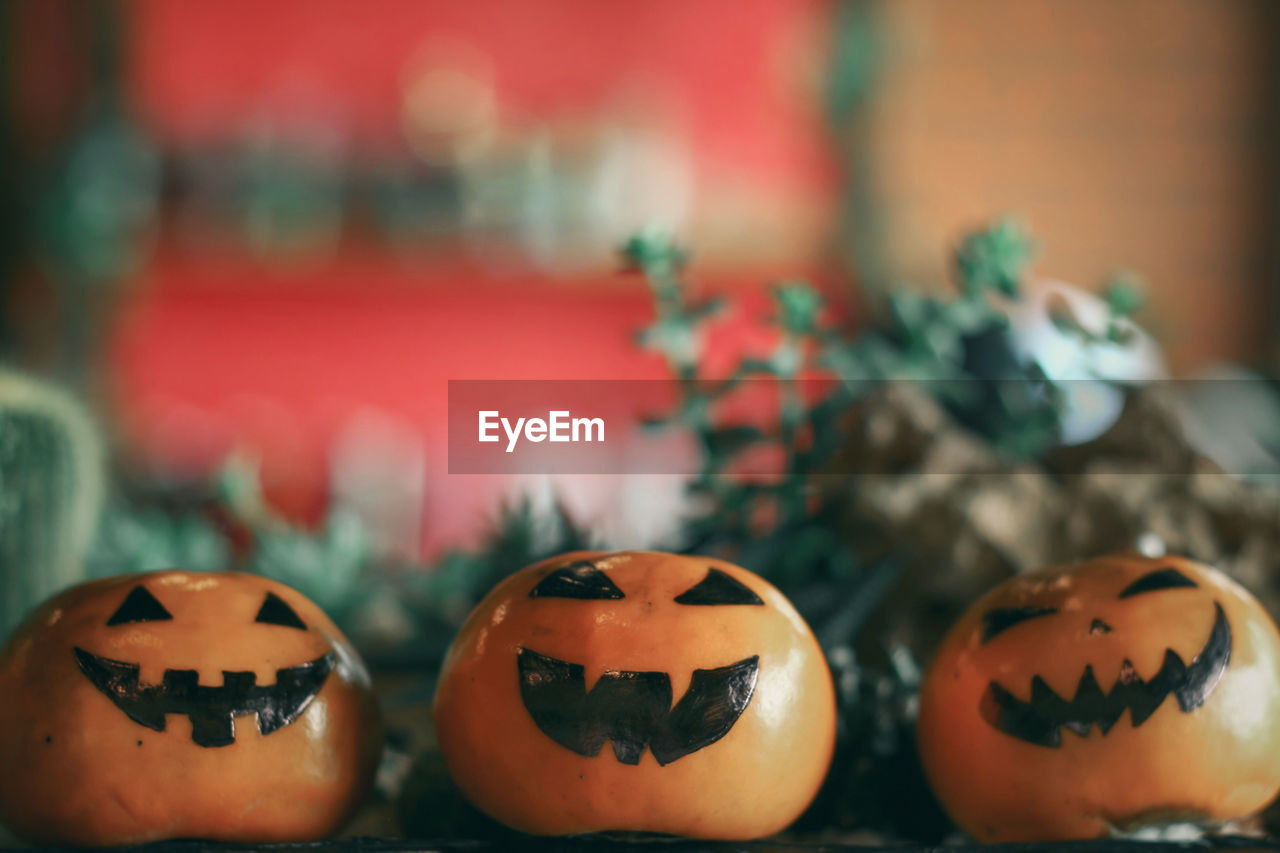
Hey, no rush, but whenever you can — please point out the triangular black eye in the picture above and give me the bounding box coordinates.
[255,592,308,629]
[675,568,764,606]
[981,606,1056,642]
[1119,567,1198,598]
[106,586,173,626]
[529,561,625,600]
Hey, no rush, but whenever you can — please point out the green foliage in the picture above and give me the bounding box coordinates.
[1103,271,1145,319]
[953,216,1034,298]
[625,229,719,382]
[624,219,1067,599]
[621,220,1153,840]
[90,455,375,630]
[773,281,824,336]
[88,507,230,577]
[247,510,371,620]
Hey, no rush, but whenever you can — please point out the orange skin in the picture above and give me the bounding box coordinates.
[433,550,836,839]
[918,553,1280,842]
[0,570,382,846]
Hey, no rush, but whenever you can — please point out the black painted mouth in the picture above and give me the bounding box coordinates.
[74,647,334,748]
[517,647,758,766]
[980,602,1231,748]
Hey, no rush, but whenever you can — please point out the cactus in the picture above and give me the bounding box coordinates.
[0,368,105,639]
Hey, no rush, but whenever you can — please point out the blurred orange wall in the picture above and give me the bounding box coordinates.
[855,0,1279,370]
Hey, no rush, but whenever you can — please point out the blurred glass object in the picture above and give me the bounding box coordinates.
[1002,278,1167,445]
[329,409,427,563]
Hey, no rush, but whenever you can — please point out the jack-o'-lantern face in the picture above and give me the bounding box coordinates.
[74,584,336,748]
[433,551,836,840]
[0,571,382,847]
[918,553,1280,842]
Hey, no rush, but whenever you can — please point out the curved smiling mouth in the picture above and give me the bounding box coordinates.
[980,602,1231,748]
[74,647,334,748]
[517,648,758,766]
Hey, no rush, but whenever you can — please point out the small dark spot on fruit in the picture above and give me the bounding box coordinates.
[44,735,52,744]
[137,740,143,746]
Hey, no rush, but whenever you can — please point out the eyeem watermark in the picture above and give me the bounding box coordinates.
[449,378,1280,475]
[478,410,605,453]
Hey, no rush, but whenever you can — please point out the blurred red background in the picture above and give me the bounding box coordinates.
[90,0,837,555]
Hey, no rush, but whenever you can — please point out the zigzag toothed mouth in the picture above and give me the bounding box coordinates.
[74,647,334,748]
[517,648,758,765]
[979,602,1231,748]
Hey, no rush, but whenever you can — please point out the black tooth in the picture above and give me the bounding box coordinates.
[1073,666,1125,733]
[1127,689,1166,727]
[1097,708,1125,734]
[220,671,257,691]
[1029,676,1067,716]
[610,739,646,765]
[1162,648,1188,684]
[1108,660,1154,728]
[980,682,1062,748]
[1030,675,1061,703]
[161,669,199,699]
[650,656,760,765]
[1072,665,1104,703]
[1062,666,1107,735]
[188,712,236,748]
[1116,660,1139,686]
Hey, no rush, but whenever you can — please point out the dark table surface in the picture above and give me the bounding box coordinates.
[7,836,1280,853]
